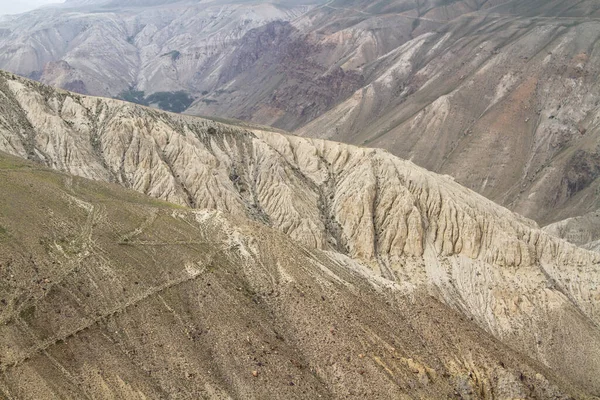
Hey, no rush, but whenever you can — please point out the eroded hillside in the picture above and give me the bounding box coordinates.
[1,71,600,395]
[186,0,512,129]
[4,0,600,234]
[0,0,510,129]
[297,0,600,226]
[2,153,583,399]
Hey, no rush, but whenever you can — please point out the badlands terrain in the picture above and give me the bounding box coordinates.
[297,0,600,229]
[0,151,590,399]
[0,71,600,398]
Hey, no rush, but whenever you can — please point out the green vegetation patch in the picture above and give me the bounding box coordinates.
[146,91,195,113]
[0,157,30,170]
[118,89,148,106]
[117,89,195,113]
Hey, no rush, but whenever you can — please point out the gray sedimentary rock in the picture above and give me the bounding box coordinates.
[297,1,600,226]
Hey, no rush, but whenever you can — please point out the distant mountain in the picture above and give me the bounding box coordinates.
[544,209,600,252]
[4,0,600,245]
[0,0,320,99]
[0,0,508,126]
[186,0,513,130]
[2,1,600,397]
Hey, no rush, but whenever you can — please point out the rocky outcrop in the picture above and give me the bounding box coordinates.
[1,71,600,394]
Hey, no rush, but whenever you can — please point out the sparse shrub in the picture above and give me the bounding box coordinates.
[118,89,148,106]
[146,91,195,113]
[163,50,181,61]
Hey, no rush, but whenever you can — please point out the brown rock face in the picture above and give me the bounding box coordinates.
[0,0,508,127]
[42,61,89,95]
[189,0,509,129]
[198,20,365,130]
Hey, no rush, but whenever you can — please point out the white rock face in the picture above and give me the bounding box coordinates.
[1,70,600,391]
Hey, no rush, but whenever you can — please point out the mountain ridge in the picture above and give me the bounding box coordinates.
[1,70,600,394]
[5,0,600,235]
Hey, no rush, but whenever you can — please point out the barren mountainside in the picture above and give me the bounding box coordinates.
[0,0,318,98]
[185,0,512,129]
[0,152,589,399]
[1,71,600,396]
[0,0,511,129]
[296,0,600,227]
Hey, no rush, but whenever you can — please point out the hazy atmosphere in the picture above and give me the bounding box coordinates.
[0,0,64,15]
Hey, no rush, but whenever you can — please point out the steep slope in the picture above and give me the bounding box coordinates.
[2,153,585,399]
[1,71,600,394]
[5,0,600,229]
[297,0,600,226]
[186,0,512,129]
[544,209,600,252]
[0,0,510,128]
